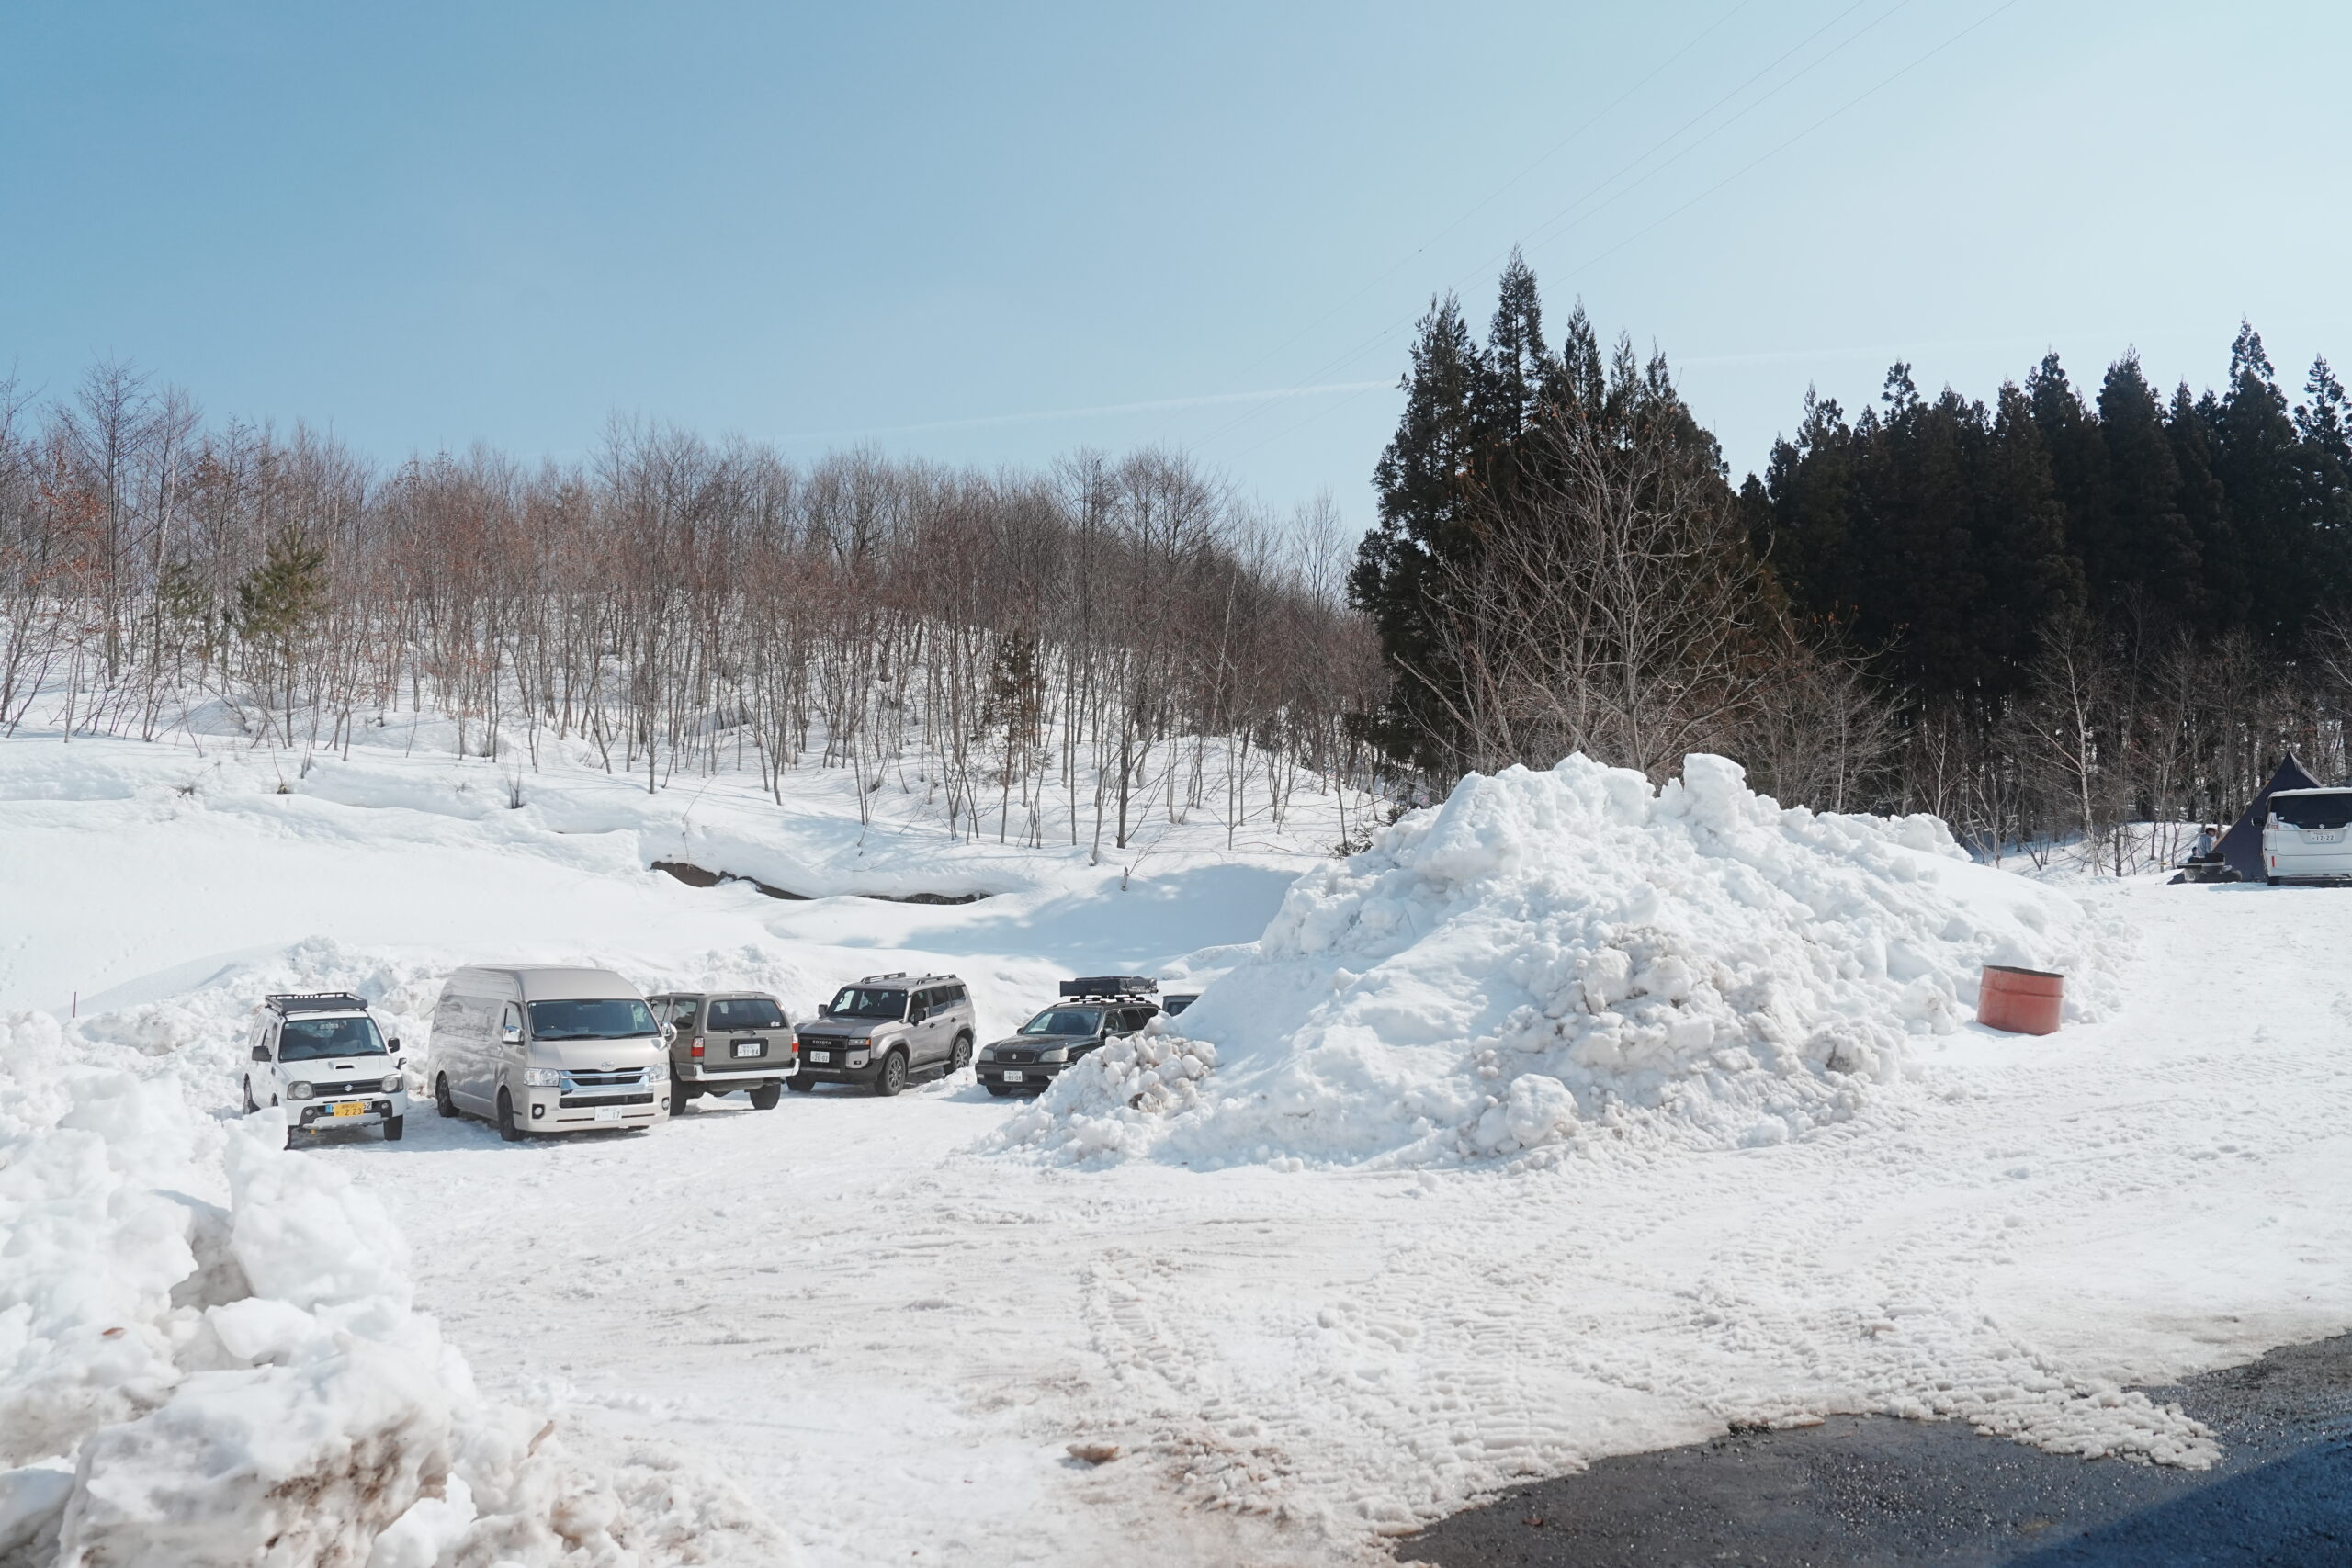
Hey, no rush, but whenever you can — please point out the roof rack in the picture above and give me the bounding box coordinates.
[1060,976,1158,1001]
[857,972,910,984]
[263,991,371,1016]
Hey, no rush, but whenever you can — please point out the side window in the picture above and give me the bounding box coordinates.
[946,985,967,1008]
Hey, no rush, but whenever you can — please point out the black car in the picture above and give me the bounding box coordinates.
[976,977,1159,1097]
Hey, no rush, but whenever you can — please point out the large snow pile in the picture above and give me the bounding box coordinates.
[996,754,2110,1168]
[0,1004,788,1567]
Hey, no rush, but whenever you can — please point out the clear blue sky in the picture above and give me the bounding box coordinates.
[3,2,2346,527]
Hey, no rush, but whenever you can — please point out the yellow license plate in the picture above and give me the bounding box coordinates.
[331,1100,367,1119]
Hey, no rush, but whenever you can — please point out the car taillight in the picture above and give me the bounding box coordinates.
[691,1036,705,1058]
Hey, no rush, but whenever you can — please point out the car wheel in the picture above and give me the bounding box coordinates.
[670,1080,691,1116]
[384,1114,404,1142]
[2267,874,2280,886]
[283,1122,298,1149]
[986,1085,1012,1098]
[786,1074,815,1092]
[874,1050,908,1098]
[949,1032,973,1072]
[497,1089,524,1143]
[435,1074,458,1119]
[749,1082,782,1110]
[242,1077,257,1114]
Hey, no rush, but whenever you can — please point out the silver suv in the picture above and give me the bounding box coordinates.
[789,972,975,1097]
[649,990,797,1113]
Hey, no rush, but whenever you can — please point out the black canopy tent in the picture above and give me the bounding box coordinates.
[2215,752,2324,883]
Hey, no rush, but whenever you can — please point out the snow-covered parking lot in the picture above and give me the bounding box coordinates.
[5,737,2349,1566]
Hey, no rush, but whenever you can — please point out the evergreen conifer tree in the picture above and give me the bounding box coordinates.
[2096,353,2201,623]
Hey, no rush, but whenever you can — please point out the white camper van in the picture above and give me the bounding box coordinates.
[2264,787,2352,884]
[429,965,672,1140]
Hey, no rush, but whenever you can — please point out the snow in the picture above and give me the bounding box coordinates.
[999,754,2111,1168]
[2,728,2348,1565]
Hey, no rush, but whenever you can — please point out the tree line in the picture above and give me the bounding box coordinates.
[0,366,1389,856]
[1352,256,2351,866]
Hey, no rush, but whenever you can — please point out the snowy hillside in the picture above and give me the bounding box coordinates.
[3,727,2348,1566]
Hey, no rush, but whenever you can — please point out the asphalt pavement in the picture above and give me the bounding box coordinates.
[1397,1333,2352,1568]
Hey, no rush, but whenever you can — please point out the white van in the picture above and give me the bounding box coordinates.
[2264,787,2352,884]
[428,965,672,1140]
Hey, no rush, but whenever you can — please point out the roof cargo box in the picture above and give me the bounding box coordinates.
[1060,976,1158,999]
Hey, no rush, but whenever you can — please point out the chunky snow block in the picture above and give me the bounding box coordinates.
[1977,964,2064,1035]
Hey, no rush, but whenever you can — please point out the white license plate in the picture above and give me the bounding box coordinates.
[1002,1070,1024,1083]
[595,1105,621,1122]
[809,1052,832,1065]
[731,1039,764,1058]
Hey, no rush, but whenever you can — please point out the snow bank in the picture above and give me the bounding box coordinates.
[0,1003,790,1566]
[997,754,2109,1168]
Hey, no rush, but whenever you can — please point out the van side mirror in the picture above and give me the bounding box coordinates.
[662,1022,677,1043]
[501,1025,523,1045]
[252,1045,270,1062]
[387,1036,401,1051]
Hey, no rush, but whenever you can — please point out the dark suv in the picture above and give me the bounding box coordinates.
[976,976,1160,1097]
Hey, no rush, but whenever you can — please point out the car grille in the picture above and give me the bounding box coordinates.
[309,1077,390,1097]
[559,1091,655,1109]
[563,1068,648,1090]
[995,1050,1036,1065]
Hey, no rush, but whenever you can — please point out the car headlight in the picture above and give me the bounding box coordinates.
[1038,1047,1069,1064]
[285,1082,314,1100]
[978,1045,998,1061]
[524,1067,561,1088]
[646,1059,668,1081]
[380,1073,403,1093]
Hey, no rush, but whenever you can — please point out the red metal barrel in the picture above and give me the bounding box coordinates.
[1977,964,2064,1035]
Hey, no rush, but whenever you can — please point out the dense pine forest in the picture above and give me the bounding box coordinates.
[1352,256,2352,866]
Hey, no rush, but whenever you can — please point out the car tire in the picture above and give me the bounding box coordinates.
[786,1074,815,1093]
[749,1082,783,1110]
[384,1114,404,1142]
[670,1080,691,1116]
[283,1122,298,1149]
[242,1077,257,1114]
[949,1032,973,1073]
[986,1085,1012,1098]
[874,1050,908,1098]
[2267,874,2280,886]
[498,1089,524,1143]
[435,1074,458,1119]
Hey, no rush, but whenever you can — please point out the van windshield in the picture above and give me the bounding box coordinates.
[828,987,906,1020]
[2274,791,2352,830]
[279,1016,388,1061]
[527,998,659,1040]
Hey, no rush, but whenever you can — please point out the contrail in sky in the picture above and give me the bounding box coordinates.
[774,379,1394,443]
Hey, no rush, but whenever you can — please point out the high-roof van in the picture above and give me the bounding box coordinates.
[428,965,672,1140]
[2264,787,2352,884]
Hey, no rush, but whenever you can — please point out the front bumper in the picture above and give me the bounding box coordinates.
[292,1092,409,1131]
[793,1040,879,1081]
[526,1085,668,1130]
[977,1058,1068,1092]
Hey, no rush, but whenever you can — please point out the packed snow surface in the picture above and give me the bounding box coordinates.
[1002,754,2110,1168]
[2,731,2346,1567]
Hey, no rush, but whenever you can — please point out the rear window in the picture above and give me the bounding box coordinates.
[707,997,786,1030]
[2274,791,2352,830]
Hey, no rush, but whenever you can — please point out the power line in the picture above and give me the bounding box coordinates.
[1213,0,2025,468]
[1188,0,1890,456]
